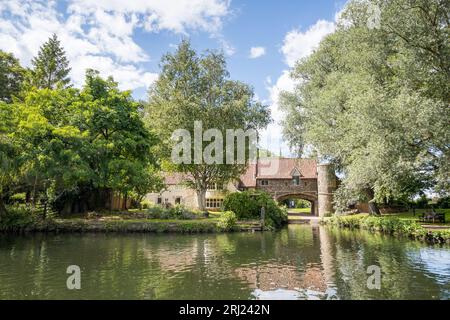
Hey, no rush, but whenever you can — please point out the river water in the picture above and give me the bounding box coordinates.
[0,225,449,299]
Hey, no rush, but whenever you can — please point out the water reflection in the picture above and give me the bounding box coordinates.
[0,225,448,300]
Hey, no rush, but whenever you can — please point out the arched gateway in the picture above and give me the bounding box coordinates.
[237,159,337,217]
[147,158,338,217]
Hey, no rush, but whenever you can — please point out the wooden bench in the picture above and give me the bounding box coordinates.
[419,212,445,224]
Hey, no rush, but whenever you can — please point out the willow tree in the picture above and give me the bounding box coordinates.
[145,41,270,210]
[280,0,450,214]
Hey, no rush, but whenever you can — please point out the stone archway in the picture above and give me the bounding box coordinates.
[275,193,319,216]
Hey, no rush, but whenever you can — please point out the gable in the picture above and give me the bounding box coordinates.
[290,167,302,177]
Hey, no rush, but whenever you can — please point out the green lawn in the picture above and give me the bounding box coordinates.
[288,208,312,214]
[383,209,450,225]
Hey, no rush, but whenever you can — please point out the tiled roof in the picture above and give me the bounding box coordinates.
[239,158,317,187]
[164,172,189,185]
[163,158,317,187]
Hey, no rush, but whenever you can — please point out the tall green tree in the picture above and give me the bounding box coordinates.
[0,102,19,216]
[280,0,449,214]
[31,34,71,89]
[0,51,26,103]
[79,70,162,209]
[8,70,162,214]
[146,41,270,210]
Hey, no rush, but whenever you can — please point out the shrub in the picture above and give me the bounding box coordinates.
[146,206,165,219]
[10,193,27,203]
[146,205,198,220]
[436,197,450,209]
[222,192,259,220]
[223,191,288,228]
[325,214,449,244]
[217,211,237,231]
[140,200,153,209]
[0,205,38,231]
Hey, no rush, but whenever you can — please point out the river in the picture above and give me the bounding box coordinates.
[0,225,449,299]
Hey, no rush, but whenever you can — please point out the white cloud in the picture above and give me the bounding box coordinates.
[68,0,230,34]
[281,20,335,68]
[259,71,296,156]
[0,0,231,91]
[260,16,338,155]
[249,46,265,59]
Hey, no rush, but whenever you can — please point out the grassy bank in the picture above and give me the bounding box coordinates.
[0,208,267,234]
[382,209,450,225]
[322,214,450,244]
[0,218,223,234]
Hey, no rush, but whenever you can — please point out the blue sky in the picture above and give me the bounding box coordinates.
[0,0,347,155]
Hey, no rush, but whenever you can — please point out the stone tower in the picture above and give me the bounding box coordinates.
[317,164,337,217]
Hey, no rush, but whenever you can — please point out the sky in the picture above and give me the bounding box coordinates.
[0,0,347,155]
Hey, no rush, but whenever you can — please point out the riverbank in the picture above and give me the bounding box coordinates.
[322,214,450,244]
[0,209,268,234]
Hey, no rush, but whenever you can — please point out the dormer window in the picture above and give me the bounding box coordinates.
[291,167,301,186]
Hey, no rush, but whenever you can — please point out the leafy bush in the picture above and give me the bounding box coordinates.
[0,205,38,230]
[436,197,450,209]
[146,206,165,219]
[140,200,153,209]
[10,193,27,203]
[222,192,259,220]
[325,214,449,244]
[217,211,237,231]
[146,205,198,220]
[223,191,288,228]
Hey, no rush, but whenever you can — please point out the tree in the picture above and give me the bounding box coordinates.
[80,70,161,209]
[0,51,26,103]
[31,34,71,89]
[0,102,19,217]
[280,0,450,214]
[9,70,162,214]
[146,41,270,210]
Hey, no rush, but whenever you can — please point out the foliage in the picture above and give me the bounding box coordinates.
[140,199,153,209]
[295,199,311,208]
[222,191,259,220]
[146,204,198,220]
[280,0,450,213]
[1,68,163,215]
[31,34,71,89]
[436,197,450,209]
[0,50,26,103]
[145,40,271,210]
[217,211,237,231]
[0,205,39,231]
[325,214,450,244]
[223,191,288,228]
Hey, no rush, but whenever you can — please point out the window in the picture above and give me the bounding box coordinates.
[207,183,223,191]
[175,197,181,205]
[293,176,300,186]
[206,198,224,209]
[260,180,269,186]
[157,197,162,205]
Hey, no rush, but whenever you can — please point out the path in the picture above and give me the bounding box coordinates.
[288,210,321,225]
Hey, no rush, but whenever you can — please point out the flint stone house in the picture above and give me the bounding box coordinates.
[145,158,337,217]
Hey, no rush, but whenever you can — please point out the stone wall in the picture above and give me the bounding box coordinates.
[256,178,318,195]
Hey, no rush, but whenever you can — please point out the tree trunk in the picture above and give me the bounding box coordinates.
[196,189,207,211]
[122,192,128,211]
[0,197,7,218]
[366,189,381,216]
